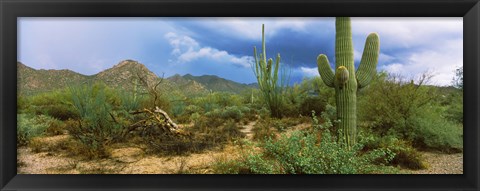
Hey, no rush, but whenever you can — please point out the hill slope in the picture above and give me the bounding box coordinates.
[18,60,210,96]
[17,62,90,95]
[169,74,255,94]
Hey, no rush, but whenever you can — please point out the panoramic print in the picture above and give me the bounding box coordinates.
[17,17,463,174]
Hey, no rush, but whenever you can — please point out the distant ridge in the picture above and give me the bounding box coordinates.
[17,61,90,95]
[167,73,257,94]
[17,60,256,95]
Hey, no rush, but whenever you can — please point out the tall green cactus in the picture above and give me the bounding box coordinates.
[252,24,285,118]
[317,17,380,148]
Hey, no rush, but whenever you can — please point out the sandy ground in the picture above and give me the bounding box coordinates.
[403,151,463,174]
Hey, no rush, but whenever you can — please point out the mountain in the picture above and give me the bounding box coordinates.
[168,74,256,94]
[17,60,255,96]
[167,74,209,95]
[17,60,180,95]
[18,62,90,95]
[17,60,228,95]
[93,60,171,92]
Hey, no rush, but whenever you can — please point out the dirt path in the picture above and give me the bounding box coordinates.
[239,121,256,140]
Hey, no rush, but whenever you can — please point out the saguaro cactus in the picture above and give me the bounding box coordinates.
[317,17,380,148]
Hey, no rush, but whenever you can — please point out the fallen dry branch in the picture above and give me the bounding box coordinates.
[121,107,180,138]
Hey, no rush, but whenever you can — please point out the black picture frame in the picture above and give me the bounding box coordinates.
[1,0,479,190]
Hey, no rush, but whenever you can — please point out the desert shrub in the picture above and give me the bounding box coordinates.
[254,113,383,174]
[269,117,306,132]
[17,114,52,146]
[358,72,438,136]
[299,96,327,117]
[362,133,427,170]
[44,117,66,136]
[252,119,277,141]
[17,96,29,113]
[191,118,244,142]
[118,90,144,112]
[184,105,203,115]
[205,106,250,122]
[215,112,397,174]
[147,118,244,155]
[214,131,396,174]
[171,101,186,117]
[21,90,79,120]
[28,90,68,106]
[68,84,124,158]
[358,72,462,152]
[233,103,270,123]
[284,76,335,118]
[40,104,79,121]
[444,90,463,124]
[139,93,172,113]
[220,119,246,142]
[409,109,463,152]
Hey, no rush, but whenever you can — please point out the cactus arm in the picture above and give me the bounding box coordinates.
[317,54,335,87]
[273,54,280,88]
[336,66,349,89]
[356,33,380,89]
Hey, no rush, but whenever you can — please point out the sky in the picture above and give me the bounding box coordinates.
[18,17,463,86]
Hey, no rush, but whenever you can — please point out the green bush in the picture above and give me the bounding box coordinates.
[118,90,144,112]
[358,72,438,136]
[44,117,66,136]
[204,106,250,122]
[358,72,462,152]
[184,105,203,115]
[215,112,397,174]
[252,119,277,141]
[20,90,79,120]
[147,118,244,155]
[362,133,427,170]
[299,96,327,117]
[17,114,51,146]
[410,108,463,152]
[444,91,463,124]
[68,83,124,158]
[34,104,80,121]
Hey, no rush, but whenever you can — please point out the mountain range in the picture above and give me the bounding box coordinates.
[17,60,257,95]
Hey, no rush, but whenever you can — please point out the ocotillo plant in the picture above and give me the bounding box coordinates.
[252,24,286,118]
[317,17,380,148]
